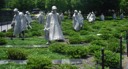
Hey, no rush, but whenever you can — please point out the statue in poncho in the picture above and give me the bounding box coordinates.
[11,8,23,40]
[113,13,116,20]
[37,11,44,24]
[25,11,32,29]
[120,13,124,19]
[73,10,82,31]
[78,11,84,28]
[19,12,29,40]
[44,6,65,45]
[100,13,105,21]
[60,13,64,21]
[87,12,96,23]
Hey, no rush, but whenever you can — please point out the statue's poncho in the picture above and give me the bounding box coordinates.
[73,13,81,31]
[44,12,64,41]
[25,13,32,24]
[78,12,84,27]
[100,14,105,21]
[19,12,28,31]
[60,13,64,21]
[25,12,32,29]
[113,13,116,19]
[120,13,124,19]
[12,13,22,36]
[37,13,44,24]
[87,12,96,22]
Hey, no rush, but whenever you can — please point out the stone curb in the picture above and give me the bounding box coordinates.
[0,60,27,64]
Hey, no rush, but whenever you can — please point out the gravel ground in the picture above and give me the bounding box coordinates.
[123,54,128,69]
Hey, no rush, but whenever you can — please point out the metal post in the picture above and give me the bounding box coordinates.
[101,48,104,69]
[120,35,122,69]
[0,23,2,32]
[126,31,128,57]
[96,61,99,69]
[7,22,8,32]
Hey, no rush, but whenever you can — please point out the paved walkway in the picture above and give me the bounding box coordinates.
[0,60,27,64]
[0,45,49,48]
[0,24,11,32]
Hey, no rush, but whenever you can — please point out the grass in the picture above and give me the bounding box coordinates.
[0,48,69,60]
[6,37,46,45]
[0,63,26,69]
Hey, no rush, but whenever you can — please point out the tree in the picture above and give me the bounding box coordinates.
[36,0,45,10]
[0,0,5,9]
[120,0,128,13]
[7,0,34,11]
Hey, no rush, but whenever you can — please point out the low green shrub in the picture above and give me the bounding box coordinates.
[0,38,7,45]
[63,30,76,35]
[117,26,128,32]
[82,64,109,69]
[99,33,113,40]
[7,48,27,60]
[92,24,101,29]
[31,31,42,36]
[69,35,82,44]
[65,46,89,58]
[64,16,68,19]
[54,64,77,69]
[0,63,27,69]
[106,38,125,53]
[112,31,120,39]
[0,32,5,37]
[94,50,120,69]
[25,32,33,37]
[83,25,93,32]
[0,48,8,59]
[27,56,52,69]
[88,45,102,55]
[49,43,89,58]
[80,30,89,35]
[5,32,13,37]
[49,43,68,54]
[90,40,107,46]
[68,31,79,36]
[82,35,101,43]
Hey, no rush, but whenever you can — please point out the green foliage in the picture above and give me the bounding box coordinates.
[88,45,102,55]
[0,32,5,37]
[5,32,13,37]
[100,34,113,40]
[31,31,42,36]
[27,56,52,69]
[90,40,107,46]
[0,38,7,45]
[107,38,125,53]
[80,30,89,35]
[49,43,89,58]
[65,46,89,58]
[54,64,77,69]
[4,0,121,14]
[25,22,44,37]
[82,35,101,43]
[94,50,120,69]
[68,35,82,44]
[0,48,8,60]
[7,48,27,60]
[120,0,128,14]
[7,0,34,10]
[0,63,26,69]
[49,43,68,54]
